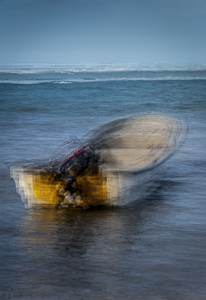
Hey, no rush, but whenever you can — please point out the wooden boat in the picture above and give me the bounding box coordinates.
[10,114,186,208]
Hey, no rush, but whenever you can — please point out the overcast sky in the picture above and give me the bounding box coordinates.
[0,0,206,64]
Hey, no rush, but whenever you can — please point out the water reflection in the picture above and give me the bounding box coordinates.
[3,165,206,299]
[13,182,168,293]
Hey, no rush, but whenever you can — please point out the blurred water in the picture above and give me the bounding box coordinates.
[0,64,206,299]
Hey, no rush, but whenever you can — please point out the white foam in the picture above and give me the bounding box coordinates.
[58,76,206,83]
[0,80,54,84]
[59,81,72,84]
[1,63,206,74]
[1,76,206,85]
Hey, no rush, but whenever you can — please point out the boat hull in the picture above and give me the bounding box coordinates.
[10,113,186,208]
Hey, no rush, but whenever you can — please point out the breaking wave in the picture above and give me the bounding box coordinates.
[0,80,54,85]
[1,76,206,85]
[1,63,206,75]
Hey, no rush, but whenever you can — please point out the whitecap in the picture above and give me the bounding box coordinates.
[0,80,54,84]
[1,63,206,75]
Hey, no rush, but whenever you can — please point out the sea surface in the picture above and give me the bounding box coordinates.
[0,63,206,299]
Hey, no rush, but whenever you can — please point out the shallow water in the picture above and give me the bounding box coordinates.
[1,64,206,299]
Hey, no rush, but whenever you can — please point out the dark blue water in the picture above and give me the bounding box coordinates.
[1,64,206,299]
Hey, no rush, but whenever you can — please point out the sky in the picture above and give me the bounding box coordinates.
[0,0,206,64]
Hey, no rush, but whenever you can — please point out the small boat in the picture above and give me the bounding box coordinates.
[11,113,186,208]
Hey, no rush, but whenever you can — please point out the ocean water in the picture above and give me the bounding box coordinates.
[0,64,206,299]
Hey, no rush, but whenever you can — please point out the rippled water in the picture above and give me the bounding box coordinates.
[1,64,206,299]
